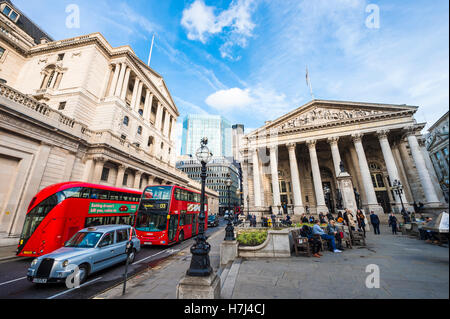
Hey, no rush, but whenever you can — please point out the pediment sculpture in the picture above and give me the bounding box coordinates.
[279,107,384,130]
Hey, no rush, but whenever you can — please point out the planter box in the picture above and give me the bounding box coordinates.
[238,229,292,258]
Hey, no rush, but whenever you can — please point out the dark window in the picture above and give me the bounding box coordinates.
[138,109,144,116]
[57,53,65,61]
[137,126,142,135]
[121,134,127,140]
[90,189,110,200]
[123,173,128,186]
[98,232,114,247]
[9,11,17,21]
[0,47,5,59]
[101,167,110,181]
[2,5,11,16]
[116,229,129,243]
[123,116,129,126]
[148,136,154,147]
[20,194,59,240]
[179,213,185,226]
[58,102,66,110]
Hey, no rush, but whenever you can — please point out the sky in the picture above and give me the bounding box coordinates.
[13,0,449,155]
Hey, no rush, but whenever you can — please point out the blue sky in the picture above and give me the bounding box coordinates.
[13,0,449,154]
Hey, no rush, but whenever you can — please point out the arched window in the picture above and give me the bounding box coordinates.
[138,109,144,116]
[137,126,142,135]
[123,116,129,126]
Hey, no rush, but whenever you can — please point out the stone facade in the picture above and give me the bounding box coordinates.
[0,2,218,244]
[240,100,448,221]
[425,111,449,203]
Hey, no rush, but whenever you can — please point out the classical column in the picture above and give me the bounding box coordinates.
[251,148,262,207]
[169,117,176,141]
[163,112,171,136]
[49,72,58,88]
[135,82,144,112]
[134,171,143,189]
[306,139,328,213]
[108,63,120,97]
[352,133,382,213]
[147,176,155,186]
[328,137,342,177]
[114,63,127,96]
[419,138,446,203]
[287,143,304,214]
[120,67,131,101]
[92,157,107,183]
[155,103,163,131]
[116,165,127,187]
[144,90,153,121]
[405,128,440,205]
[269,145,281,210]
[242,158,249,211]
[130,78,140,110]
[377,130,407,206]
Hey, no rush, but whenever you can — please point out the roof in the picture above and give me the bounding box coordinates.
[1,0,53,44]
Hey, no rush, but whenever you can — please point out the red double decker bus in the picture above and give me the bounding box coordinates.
[17,182,141,257]
[135,185,208,246]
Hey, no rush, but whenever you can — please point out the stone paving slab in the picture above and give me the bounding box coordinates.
[95,224,448,299]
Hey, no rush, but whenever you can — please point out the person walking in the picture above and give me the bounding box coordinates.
[370,211,380,235]
[388,213,398,235]
[356,209,366,237]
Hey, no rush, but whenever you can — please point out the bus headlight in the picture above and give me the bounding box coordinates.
[62,260,69,268]
[31,259,38,267]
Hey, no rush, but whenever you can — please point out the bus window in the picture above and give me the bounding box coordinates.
[20,194,59,241]
[143,186,172,200]
[109,192,120,201]
[80,188,90,199]
[58,187,82,201]
[179,213,185,226]
[91,189,110,200]
[174,188,182,201]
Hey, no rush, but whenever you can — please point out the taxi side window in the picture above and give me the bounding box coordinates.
[98,232,114,247]
[116,229,128,243]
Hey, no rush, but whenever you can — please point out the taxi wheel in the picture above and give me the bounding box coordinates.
[127,249,136,264]
[78,264,88,284]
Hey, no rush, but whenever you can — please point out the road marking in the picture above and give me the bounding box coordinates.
[46,277,102,299]
[0,276,27,287]
[135,247,180,264]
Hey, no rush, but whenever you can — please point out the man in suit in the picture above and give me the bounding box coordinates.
[370,211,381,235]
[388,213,398,235]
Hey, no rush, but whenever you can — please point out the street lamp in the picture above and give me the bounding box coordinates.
[224,173,235,240]
[186,138,213,277]
[392,179,405,214]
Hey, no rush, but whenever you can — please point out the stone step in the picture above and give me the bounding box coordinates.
[220,258,241,299]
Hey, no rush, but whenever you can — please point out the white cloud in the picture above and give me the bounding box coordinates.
[181,0,257,59]
[205,86,293,122]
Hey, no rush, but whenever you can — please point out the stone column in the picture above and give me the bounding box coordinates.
[377,130,408,206]
[120,67,131,101]
[306,139,328,213]
[419,138,446,203]
[114,63,127,97]
[49,72,58,88]
[134,171,143,189]
[130,78,140,109]
[92,157,106,183]
[169,117,176,141]
[269,145,281,210]
[287,143,304,214]
[352,133,383,214]
[135,82,144,112]
[328,137,343,177]
[251,148,262,207]
[108,63,120,97]
[242,158,249,212]
[116,165,127,187]
[155,103,163,131]
[406,128,440,206]
[144,90,153,121]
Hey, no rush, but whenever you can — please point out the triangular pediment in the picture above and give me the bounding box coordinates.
[247,100,418,137]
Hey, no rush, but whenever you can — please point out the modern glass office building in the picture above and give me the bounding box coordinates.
[181,114,232,157]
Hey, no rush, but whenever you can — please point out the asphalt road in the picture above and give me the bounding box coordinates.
[0,218,226,299]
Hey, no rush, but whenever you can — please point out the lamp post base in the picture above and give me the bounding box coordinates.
[177,272,221,299]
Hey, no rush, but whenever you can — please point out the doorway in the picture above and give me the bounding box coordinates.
[322,182,335,214]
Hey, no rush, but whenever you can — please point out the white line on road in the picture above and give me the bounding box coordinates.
[0,276,27,287]
[46,277,102,299]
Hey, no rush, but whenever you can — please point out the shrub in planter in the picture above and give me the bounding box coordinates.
[237,230,268,246]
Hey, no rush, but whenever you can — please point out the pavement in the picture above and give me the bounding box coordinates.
[94,224,449,299]
[0,245,17,262]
